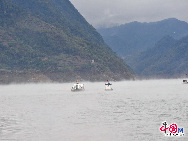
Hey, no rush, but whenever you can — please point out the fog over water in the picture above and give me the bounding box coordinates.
[0,79,188,141]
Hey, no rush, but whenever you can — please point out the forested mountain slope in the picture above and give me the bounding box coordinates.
[0,0,134,83]
[127,36,188,77]
[98,18,188,57]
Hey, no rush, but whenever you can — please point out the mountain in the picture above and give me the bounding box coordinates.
[127,35,188,78]
[98,18,188,57]
[0,0,134,83]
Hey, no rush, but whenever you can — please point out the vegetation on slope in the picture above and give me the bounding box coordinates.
[98,18,188,57]
[127,35,188,77]
[0,0,134,83]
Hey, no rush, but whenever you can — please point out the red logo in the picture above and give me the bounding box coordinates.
[160,122,184,136]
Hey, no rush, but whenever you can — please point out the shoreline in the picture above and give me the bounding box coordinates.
[0,69,134,84]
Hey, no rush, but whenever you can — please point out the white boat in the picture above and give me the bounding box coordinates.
[71,81,85,91]
[183,80,188,84]
[105,80,113,91]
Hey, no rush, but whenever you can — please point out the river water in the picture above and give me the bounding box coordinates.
[0,79,188,141]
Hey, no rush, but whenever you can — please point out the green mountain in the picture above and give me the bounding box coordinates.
[98,18,188,57]
[127,35,188,78]
[0,0,134,83]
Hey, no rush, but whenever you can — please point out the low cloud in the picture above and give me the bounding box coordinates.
[70,0,188,28]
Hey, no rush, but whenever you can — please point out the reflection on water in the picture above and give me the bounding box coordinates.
[0,80,188,141]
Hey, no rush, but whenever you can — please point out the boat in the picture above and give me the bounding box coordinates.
[105,80,113,91]
[183,80,188,84]
[71,81,85,91]
[183,74,188,84]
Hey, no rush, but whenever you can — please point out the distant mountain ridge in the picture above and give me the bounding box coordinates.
[0,0,134,83]
[127,35,188,77]
[98,18,188,57]
[98,18,188,78]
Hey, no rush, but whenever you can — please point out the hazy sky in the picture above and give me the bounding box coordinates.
[70,0,188,28]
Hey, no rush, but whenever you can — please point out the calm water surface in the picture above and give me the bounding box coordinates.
[0,79,188,141]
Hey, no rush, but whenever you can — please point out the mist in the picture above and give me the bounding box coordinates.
[70,0,188,28]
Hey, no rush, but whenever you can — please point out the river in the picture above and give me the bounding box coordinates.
[0,79,188,141]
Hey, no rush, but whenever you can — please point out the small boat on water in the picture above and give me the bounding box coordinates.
[183,80,188,84]
[71,81,85,91]
[105,80,113,91]
[183,74,188,84]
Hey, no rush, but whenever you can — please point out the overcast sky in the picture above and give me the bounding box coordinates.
[70,0,188,28]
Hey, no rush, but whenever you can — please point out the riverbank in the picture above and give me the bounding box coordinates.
[0,69,134,84]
